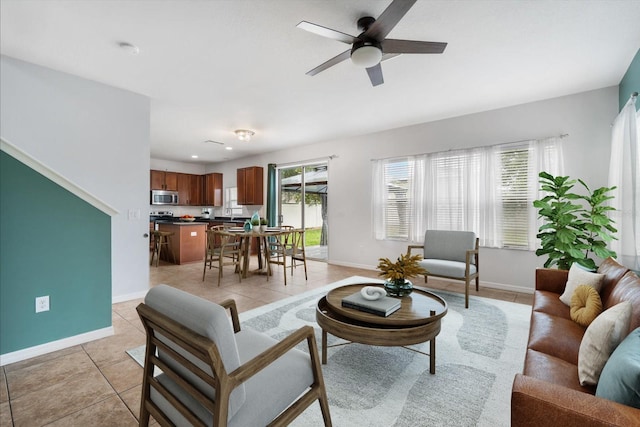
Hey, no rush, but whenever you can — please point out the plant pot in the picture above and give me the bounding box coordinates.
[384,279,413,297]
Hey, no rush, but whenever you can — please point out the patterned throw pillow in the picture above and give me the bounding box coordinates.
[559,263,604,306]
[570,284,603,327]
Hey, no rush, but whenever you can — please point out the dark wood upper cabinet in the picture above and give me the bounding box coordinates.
[204,173,223,206]
[150,170,178,191]
[237,166,263,205]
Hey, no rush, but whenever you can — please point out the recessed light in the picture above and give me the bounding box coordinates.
[118,42,140,55]
[225,147,233,150]
[191,155,198,159]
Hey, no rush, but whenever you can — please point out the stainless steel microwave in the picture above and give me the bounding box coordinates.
[151,190,179,205]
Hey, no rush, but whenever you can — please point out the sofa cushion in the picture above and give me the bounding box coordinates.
[418,259,477,279]
[601,271,640,333]
[578,301,632,386]
[532,290,571,319]
[527,311,585,365]
[522,349,595,394]
[570,284,603,327]
[595,328,640,409]
[597,257,631,304]
[559,263,604,306]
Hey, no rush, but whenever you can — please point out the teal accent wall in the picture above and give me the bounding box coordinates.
[619,48,639,111]
[0,151,112,354]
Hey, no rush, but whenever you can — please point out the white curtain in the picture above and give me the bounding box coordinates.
[372,137,563,248]
[608,95,639,270]
[527,137,565,250]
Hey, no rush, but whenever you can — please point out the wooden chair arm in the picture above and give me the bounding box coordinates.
[407,245,424,256]
[229,325,317,386]
[219,299,241,333]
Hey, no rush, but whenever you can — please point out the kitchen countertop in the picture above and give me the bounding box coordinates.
[169,222,209,225]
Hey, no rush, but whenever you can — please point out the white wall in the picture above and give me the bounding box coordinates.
[203,86,619,293]
[0,55,151,301]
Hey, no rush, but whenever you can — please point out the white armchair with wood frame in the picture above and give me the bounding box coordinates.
[407,230,479,309]
[137,285,332,426]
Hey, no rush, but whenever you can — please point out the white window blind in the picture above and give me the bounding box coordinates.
[372,137,564,249]
[498,146,531,248]
[373,158,416,240]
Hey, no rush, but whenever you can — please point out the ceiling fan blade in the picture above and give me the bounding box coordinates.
[306,49,351,76]
[296,21,357,45]
[381,53,400,62]
[382,39,447,54]
[366,63,384,86]
[364,0,417,41]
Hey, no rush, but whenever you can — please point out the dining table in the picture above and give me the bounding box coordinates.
[225,227,292,278]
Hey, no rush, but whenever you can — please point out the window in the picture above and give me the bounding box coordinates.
[375,158,415,240]
[372,137,564,249]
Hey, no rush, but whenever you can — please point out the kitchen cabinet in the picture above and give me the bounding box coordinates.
[177,173,203,206]
[237,166,263,205]
[204,173,223,206]
[150,170,178,191]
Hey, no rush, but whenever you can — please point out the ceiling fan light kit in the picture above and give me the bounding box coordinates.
[235,129,255,141]
[297,0,446,86]
[350,40,383,68]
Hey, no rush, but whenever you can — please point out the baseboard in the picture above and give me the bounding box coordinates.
[0,326,114,366]
[327,260,534,294]
[112,289,148,304]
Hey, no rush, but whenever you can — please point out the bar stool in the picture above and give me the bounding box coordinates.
[150,231,173,267]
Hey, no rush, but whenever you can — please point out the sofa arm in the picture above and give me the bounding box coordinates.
[535,268,569,294]
[512,374,640,427]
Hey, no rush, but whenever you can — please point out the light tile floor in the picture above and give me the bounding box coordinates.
[0,257,533,426]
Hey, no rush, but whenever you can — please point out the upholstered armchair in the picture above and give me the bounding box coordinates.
[137,285,332,426]
[408,230,479,308]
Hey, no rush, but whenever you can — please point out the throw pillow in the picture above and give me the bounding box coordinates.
[559,263,605,306]
[578,301,632,386]
[596,327,640,409]
[570,285,603,327]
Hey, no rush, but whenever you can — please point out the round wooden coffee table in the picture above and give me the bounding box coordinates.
[316,283,447,374]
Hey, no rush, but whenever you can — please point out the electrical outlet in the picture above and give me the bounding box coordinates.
[35,296,50,313]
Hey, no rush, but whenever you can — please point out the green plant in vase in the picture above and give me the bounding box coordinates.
[377,253,426,297]
[259,217,268,231]
[533,172,617,271]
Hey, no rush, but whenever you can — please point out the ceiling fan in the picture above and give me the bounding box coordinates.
[297,0,447,87]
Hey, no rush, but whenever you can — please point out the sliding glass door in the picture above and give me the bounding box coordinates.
[278,163,328,261]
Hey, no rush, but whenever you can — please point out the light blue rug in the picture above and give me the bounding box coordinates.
[128,276,531,426]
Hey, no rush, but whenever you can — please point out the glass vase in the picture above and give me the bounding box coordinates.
[384,279,413,297]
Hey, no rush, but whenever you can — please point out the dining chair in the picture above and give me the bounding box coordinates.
[137,285,332,427]
[203,229,243,286]
[265,230,292,286]
[288,228,308,280]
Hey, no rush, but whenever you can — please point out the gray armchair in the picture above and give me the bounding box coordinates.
[137,285,332,426]
[408,230,479,309]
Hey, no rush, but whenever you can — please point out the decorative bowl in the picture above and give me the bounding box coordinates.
[180,217,196,222]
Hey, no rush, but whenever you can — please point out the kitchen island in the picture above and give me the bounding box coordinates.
[157,222,207,265]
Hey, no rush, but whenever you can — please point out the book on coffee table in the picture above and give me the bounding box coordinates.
[341,291,401,317]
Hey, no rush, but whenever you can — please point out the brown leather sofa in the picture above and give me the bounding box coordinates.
[511,257,640,426]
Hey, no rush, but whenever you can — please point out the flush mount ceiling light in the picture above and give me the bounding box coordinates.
[235,129,255,142]
[225,146,233,150]
[118,42,140,55]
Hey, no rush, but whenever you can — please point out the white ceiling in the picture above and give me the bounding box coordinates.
[1,0,639,164]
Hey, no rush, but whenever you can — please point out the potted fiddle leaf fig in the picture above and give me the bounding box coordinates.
[533,172,617,271]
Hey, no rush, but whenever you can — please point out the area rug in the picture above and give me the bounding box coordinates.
[127,276,531,426]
